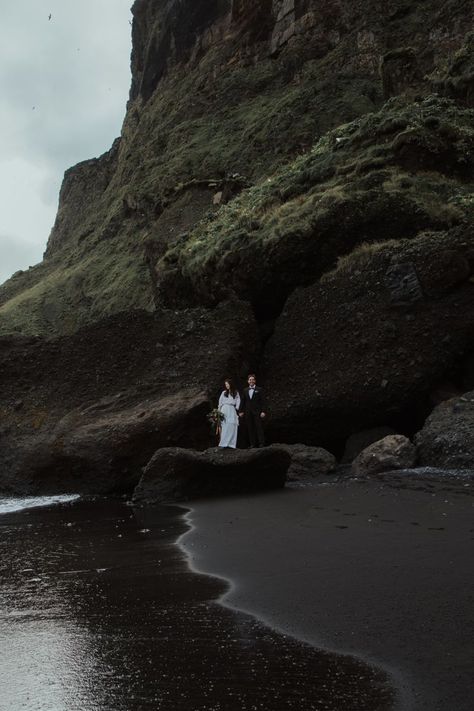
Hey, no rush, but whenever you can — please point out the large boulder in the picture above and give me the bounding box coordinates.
[133,445,291,504]
[415,391,474,469]
[262,225,474,446]
[276,443,336,480]
[341,427,397,463]
[352,435,417,477]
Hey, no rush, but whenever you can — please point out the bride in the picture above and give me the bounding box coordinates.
[218,379,241,448]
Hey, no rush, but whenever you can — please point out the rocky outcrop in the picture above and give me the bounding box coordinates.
[1,391,210,496]
[262,225,474,446]
[352,435,417,477]
[415,391,474,469]
[155,97,474,317]
[133,445,291,503]
[276,443,336,479]
[341,427,397,463]
[0,300,258,494]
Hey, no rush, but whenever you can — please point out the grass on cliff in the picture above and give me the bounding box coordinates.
[157,95,474,300]
[124,41,381,202]
[0,241,154,336]
[0,36,381,337]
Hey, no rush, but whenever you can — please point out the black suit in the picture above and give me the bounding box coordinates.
[240,386,265,447]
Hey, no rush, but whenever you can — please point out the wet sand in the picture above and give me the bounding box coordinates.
[179,473,474,711]
[0,497,393,710]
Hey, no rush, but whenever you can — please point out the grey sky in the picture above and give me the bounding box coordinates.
[0,0,132,284]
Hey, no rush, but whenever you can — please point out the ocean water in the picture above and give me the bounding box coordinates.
[0,498,393,711]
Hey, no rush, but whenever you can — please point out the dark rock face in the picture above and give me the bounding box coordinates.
[133,445,291,503]
[1,391,210,496]
[415,391,474,469]
[131,0,231,102]
[0,300,258,494]
[262,227,474,446]
[381,48,422,100]
[45,139,121,257]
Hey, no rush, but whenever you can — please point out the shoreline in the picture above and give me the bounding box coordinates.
[177,493,408,711]
[177,475,474,711]
[178,505,408,711]
[1,496,395,710]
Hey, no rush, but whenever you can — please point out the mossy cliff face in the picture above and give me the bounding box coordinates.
[1,0,474,491]
[0,0,472,335]
[156,96,474,317]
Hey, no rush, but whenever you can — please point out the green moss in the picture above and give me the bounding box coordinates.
[155,96,474,308]
[0,240,154,336]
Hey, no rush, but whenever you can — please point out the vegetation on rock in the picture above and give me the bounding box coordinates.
[156,96,474,317]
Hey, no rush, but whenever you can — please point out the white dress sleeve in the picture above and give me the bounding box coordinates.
[235,393,241,410]
[218,391,226,409]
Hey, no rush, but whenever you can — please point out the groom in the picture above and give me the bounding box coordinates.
[239,374,266,448]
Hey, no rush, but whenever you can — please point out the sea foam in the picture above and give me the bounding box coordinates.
[0,495,80,515]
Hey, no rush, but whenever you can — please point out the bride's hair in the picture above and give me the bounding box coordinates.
[224,378,237,397]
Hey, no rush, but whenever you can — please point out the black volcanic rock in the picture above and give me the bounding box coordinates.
[131,0,231,102]
[415,391,474,470]
[262,226,474,446]
[0,300,259,494]
[133,445,291,504]
[0,391,211,496]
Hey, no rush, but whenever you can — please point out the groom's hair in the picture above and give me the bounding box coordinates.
[248,373,256,379]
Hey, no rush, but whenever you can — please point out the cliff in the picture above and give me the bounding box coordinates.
[0,1,473,491]
[1,0,472,334]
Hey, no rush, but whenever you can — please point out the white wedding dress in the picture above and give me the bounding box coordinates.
[218,391,241,448]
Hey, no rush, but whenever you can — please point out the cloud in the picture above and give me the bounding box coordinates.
[0,0,132,285]
[0,157,57,283]
[0,234,45,285]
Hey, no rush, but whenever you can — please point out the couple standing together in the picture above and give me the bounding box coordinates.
[218,374,266,449]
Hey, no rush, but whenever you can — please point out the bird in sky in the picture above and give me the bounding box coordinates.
[48,13,52,20]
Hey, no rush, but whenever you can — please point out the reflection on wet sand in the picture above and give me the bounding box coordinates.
[0,500,394,710]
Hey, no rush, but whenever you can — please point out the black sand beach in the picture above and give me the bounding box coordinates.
[179,473,474,711]
[0,497,393,711]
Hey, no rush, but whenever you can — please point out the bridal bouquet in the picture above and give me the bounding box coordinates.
[207,408,226,433]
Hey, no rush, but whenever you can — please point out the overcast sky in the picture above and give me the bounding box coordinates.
[0,0,133,285]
